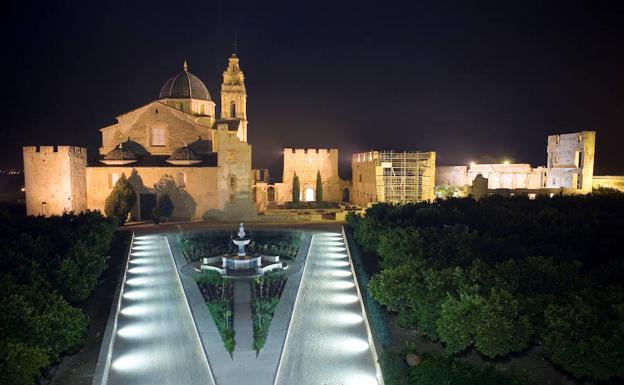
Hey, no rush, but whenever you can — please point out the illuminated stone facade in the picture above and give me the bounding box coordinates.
[351,150,436,206]
[593,175,624,192]
[23,146,87,216]
[436,131,602,195]
[23,55,253,220]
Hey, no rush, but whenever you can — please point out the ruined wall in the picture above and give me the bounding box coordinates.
[437,164,546,189]
[282,148,342,202]
[546,131,595,192]
[23,146,87,216]
[436,166,468,187]
[593,175,624,192]
[86,166,218,220]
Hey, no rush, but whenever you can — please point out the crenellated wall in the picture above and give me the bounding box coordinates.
[282,148,343,202]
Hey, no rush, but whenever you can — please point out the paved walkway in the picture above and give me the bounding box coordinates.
[275,231,380,385]
[233,279,254,355]
[104,234,214,385]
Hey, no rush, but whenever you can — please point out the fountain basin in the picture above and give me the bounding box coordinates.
[222,255,262,270]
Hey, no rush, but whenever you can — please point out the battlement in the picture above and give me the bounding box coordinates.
[23,145,87,157]
[284,148,338,155]
[547,131,595,144]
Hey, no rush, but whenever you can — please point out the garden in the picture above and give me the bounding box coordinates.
[196,271,236,354]
[250,275,288,352]
[177,230,303,263]
[347,189,624,385]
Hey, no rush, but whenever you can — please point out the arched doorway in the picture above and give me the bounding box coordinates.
[342,188,350,202]
[304,187,314,202]
[267,186,276,202]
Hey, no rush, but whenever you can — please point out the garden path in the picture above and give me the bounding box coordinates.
[233,279,255,356]
[275,231,380,385]
[102,234,214,385]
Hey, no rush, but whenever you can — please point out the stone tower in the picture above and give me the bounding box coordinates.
[22,146,87,216]
[546,131,596,192]
[220,54,248,142]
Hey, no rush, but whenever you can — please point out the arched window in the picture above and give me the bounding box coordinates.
[230,101,236,117]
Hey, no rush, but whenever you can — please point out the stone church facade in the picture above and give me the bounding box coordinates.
[24,55,253,219]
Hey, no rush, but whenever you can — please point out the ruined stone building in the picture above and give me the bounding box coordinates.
[24,55,253,219]
[435,131,621,196]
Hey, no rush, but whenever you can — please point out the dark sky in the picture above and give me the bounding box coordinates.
[2,0,623,178]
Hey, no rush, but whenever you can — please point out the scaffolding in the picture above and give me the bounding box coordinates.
[374,151,436,203]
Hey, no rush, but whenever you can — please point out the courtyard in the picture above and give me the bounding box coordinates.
[92,224,380,385]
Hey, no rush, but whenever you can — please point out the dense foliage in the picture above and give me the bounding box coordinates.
[349,193,624,381]
[409,353,531,385]
[251,275,287,352]
[0,210,116,384]
[104,174,136,224]
[196,272,235,353]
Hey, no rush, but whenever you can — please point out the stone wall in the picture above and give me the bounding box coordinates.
[437,164,546,189]
[99,101,213,156]
[546,131,595,192]
[351,152,378,206]
[215,127,255,219]
[282,148,342,202]
[593,175,624,192]
[86,166,218,220]
[23,146,87,216]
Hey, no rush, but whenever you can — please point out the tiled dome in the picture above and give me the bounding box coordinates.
[166,144,202,165]
[101,144,138,165]
[159,61,211,101]
[188,136,213,155]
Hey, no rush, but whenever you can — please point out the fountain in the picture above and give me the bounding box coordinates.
[199,223,287,277]
[221,223,261,271]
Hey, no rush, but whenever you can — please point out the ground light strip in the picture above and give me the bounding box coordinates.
[342,226,385,385]
[93,232,135,385]
[273,233,314,385]
[164,235,216,385]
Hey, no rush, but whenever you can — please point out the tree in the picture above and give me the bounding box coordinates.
[153,194,174,224]
[104,174,136,224]
[541,293,624,380]
[292,172,300,203]
[376,228,424,269]
[315,170,323,202]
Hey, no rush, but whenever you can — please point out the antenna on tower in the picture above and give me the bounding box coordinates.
[233,33,237,56]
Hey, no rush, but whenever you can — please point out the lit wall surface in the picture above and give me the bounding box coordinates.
[106,235,214,385]
[275,232,379,385]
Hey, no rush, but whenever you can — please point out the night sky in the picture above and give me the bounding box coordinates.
[2,0,623,179]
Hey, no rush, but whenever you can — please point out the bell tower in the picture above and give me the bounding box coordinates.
[220,54,248,142]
